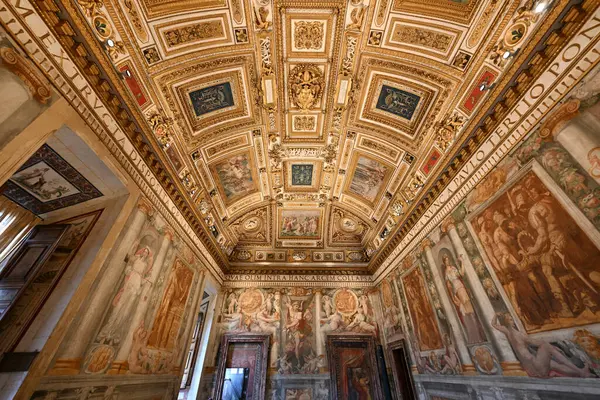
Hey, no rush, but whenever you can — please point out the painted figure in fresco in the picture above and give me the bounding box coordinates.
[347,311,376,334]
[253,298,280,366]
[322,295,334,317]
[284,298,314,373]
[97,245,153,345]
[321,311,344,336]
[516,181,599,316]
[359,294,370,317]
[404,271,443,350]
[147,262,193,350]
[440,333,461,375]
[477,172,600,332]
[441,252,486,344]
[226,291,238,314]
[492,313,592,378]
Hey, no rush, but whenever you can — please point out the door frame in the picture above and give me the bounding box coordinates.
[213,333,270,400]
[388,338,417,400]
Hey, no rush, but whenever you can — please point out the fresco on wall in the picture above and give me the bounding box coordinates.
[379,277,403,338]
[471,169,600,333]
[373,85,600,389]
[281,290,318,374]
[148,259,194,350]
[96,235,157,346]
[321,288,377,338]
[213,287,377,399]
[32,198,207,382]
[402,267,443,351]
[434,244,486,344]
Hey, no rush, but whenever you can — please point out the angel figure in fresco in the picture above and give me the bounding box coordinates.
[359,294,370,317]
[97,245,153,345]
[442,252,486,344]
[226,291,238,314]
[347,311,376,334]
[322,295,334,317]
[492,313,592,378]
[321,312,345,335]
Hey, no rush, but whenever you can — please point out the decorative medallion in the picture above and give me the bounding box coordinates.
[333,288,358,316]
[238,289,264,315]
[288,64,324,111]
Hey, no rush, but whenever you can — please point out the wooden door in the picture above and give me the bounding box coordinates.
[0,224,68,318]
[389,340,417,400]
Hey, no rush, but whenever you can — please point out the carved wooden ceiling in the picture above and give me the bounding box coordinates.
[65,0,555,272]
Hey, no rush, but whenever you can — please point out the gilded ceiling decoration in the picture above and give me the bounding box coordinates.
[47,0,565,272]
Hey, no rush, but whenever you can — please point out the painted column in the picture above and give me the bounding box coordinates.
[444,222,517,363]
[51,198,152,373]
[421,240,471,366]
[314,289,323,357]
[391,271,410,337]
[541,100,600,184]
[112,227,174,365]
[175,271,205,371]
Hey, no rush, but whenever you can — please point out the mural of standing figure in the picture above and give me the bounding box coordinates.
[441,251,486,344]
[97,245,154,345]
[148,261,193,350]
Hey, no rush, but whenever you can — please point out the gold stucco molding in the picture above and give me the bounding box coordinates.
[0,47,52,104]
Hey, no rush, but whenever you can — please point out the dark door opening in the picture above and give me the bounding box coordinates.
[390,341,416,400]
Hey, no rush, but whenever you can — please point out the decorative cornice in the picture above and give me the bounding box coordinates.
[24,0,228,270]
[370,0,595,274]
[0,47,52,104]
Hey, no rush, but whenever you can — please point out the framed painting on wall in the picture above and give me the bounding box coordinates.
[214,334,270,400]
[326,334,384,400]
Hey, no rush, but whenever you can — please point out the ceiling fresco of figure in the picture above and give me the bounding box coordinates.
[62,0,557,272]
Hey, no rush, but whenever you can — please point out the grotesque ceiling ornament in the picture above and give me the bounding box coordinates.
[289,64,324,111]
[45,0,572,273]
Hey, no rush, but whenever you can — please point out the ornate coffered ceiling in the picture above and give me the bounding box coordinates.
[49,0,563,272]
